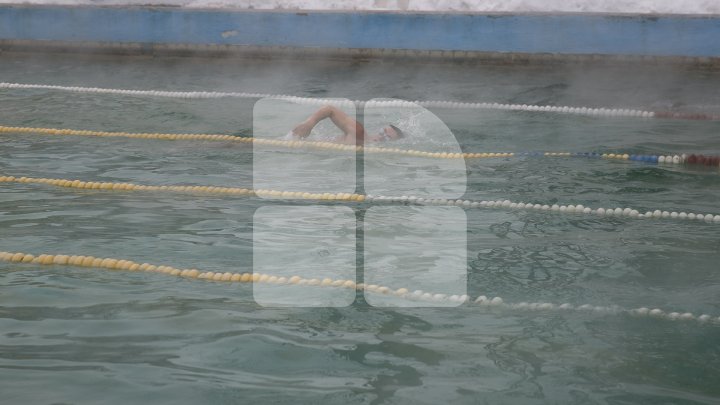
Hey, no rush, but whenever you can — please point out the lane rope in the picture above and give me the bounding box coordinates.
[2,174,719,224]
[1,250,717,325]
[0,124,500,159]
[2,125,719,168]
[4,81,720,121]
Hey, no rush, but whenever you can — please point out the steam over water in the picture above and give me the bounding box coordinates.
[1,53,720,404]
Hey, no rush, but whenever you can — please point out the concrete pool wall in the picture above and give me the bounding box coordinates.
[1,5,719,65]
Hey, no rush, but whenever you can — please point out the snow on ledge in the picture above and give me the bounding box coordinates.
[1,0,719,15]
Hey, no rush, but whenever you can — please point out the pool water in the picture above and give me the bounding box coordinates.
[1,53,720,404]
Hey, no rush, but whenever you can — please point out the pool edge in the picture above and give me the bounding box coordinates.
[2,5,720,68]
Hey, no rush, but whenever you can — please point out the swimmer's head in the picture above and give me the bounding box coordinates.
[369,124,405,142]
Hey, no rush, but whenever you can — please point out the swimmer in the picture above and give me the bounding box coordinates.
[287,105,404,145]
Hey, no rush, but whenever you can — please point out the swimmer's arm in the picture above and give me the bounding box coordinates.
[292,105,363,142]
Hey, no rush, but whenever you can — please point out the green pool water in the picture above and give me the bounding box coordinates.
[1,53,720,404]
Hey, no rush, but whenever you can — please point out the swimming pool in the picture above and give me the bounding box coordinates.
[1,52,720,404]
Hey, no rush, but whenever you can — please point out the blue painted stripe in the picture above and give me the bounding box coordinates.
[1,5,719,57]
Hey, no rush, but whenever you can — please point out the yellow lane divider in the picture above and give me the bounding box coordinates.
[0,175,365,201]
[6,125,702,166]
[3,174,720,223]
[0,125,513,160]
[0,250,432,299]
[2,250,719,324]
[5,125,709,168]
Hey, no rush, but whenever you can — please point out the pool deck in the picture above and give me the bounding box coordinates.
[1,5,719,65]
